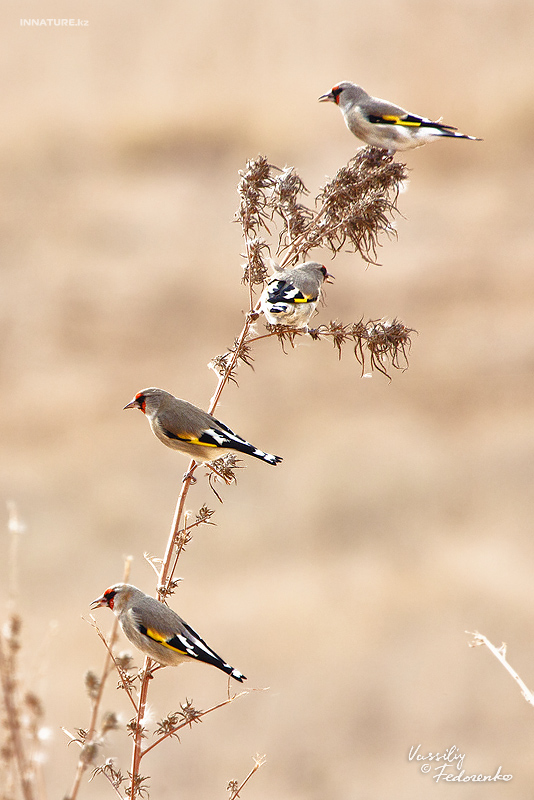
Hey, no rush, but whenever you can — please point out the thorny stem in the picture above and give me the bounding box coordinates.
[0,633,35,800]
[129,655,153,799]
[65,559,131,800]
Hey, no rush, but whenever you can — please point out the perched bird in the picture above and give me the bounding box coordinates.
[319,81,481,154]
[124,387,282,466]
[90,583,246,681]
[260,261,331,329]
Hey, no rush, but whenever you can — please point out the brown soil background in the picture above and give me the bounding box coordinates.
[1,0,534,797]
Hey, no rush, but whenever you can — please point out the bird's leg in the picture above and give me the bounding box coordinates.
[182,463,199,484]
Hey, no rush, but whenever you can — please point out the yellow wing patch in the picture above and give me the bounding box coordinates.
[382,114,421,127]
[188,436,218,447]
[145,627,187,653]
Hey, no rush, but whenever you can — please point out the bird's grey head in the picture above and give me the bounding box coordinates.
[123,387,166,415]
[319,81,366,106]
[299,262,333,283]
[90,583,137,613]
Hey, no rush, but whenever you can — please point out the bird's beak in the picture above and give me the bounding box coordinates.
[325,272,335,284]
[318,91,335,103]
[90,594,107,610]
[123,399,139,410]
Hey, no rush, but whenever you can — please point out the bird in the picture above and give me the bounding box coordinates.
[90,583,246,681]
[319,81,481,154]
[124,387,282,466]
[260,261,332,329]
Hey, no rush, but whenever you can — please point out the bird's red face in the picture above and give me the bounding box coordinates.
[319,265,335,284]
[123,392,146,413]
[318,85,342,105]
[90,587,118,610]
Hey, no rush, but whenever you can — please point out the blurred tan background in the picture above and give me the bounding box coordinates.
[1,0,534,797]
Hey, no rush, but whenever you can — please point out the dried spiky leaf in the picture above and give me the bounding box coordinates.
[242,237,270,286]
[125,772,150,798]
[179,698,203,727]
[264,323,300,353]
[270,167,314,253]
[91,759,126,789]
[194,504,216,526]
[158,580,182,600]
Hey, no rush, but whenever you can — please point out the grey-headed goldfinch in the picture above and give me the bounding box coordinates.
[124,388,282,466]
[319,81,480,154]
[260,261,331,329]
[91,583,246,681]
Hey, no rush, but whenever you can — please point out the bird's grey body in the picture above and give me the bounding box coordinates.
[260,261,330,328]
[91,583,246,681]
[319,81,480,153]
[124,388,282,466]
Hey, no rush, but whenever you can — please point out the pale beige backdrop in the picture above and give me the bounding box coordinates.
[1,0,533,797]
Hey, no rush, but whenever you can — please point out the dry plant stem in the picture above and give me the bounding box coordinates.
[129,655,153,798]
[228,755,266,800]
[0,635,35,800]
[130,315,257,795]
[467,631,534,706]
[65,559,131,800]
[158,467,197,593]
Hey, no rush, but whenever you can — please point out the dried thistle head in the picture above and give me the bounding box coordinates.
[289,147,407,264]
[101,711,120,735]
[79,741,99,767]
[115,651,135,671]
[84,671,101,700]
[158,580,182,600]
[209,337,255,387]
[359,318,414,376]
[236,156,276,238]
[308,317,415,378]
[3,615,22,651]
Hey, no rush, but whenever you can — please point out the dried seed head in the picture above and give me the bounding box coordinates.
[241,238,270,286]
[85,671,101,700]
[115,651,135,671]
[271,167,313,254]
[101,711,120,734]
[236,156,276,238]
[79,741,99,766]
[292,147,407,263]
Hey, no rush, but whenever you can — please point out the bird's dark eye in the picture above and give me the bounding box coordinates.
[104,589,117,604]
[332,86,342,99]
[320,266,328,278]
